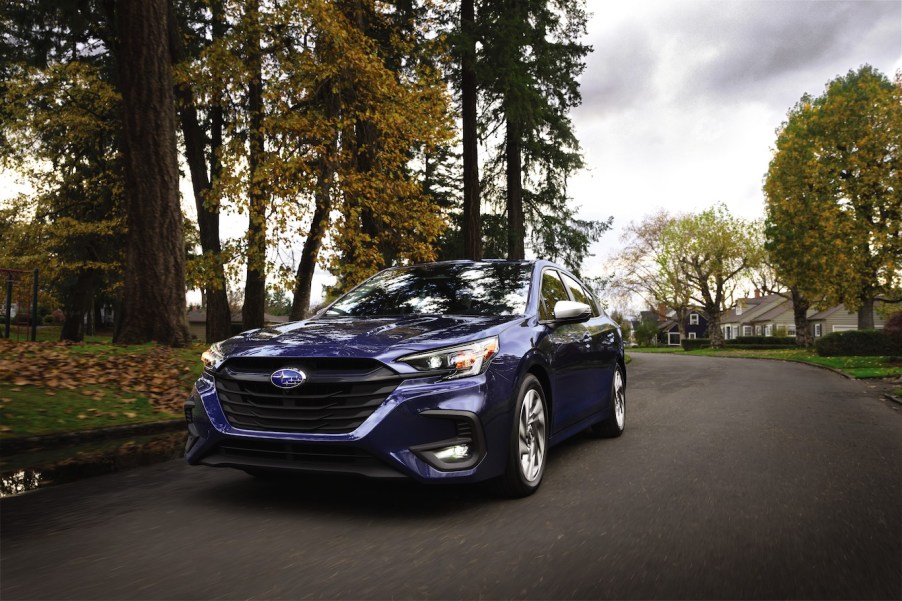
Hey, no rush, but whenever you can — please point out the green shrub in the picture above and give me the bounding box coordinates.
[732,336,796,346]
[725,343,800,350]
[815,330,902,356]
[885,311,902,340]
[681,338,710,351]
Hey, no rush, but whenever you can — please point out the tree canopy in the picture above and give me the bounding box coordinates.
[764,65,902,329]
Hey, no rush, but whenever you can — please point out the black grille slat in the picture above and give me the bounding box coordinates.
[212,358,402,434]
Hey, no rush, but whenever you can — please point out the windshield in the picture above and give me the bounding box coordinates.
[325,262,533,317]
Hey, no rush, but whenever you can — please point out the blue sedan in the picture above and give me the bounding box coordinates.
[185,260,626,497]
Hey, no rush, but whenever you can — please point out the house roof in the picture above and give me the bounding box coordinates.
[721,294,784,323]
[750,298,794,323]
[808,304,850,321]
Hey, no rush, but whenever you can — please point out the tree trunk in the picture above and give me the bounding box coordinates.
[113,0,190,347]
[791,287,813,347]
[290,149,334,320]
[460,0,481,260]
[242,0,266,331]
[505,118,525,260]
[858,295,875,330]
[60,272,95,342]
[167,0,231,343]
[706,312,724,348]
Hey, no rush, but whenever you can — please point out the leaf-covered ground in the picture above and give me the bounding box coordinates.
[0,339,204,437]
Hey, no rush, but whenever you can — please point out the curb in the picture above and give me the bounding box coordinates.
[1,419,184,455]
[883,394,902,407]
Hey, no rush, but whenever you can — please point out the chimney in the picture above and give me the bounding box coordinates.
[657,303,666,320]
[754,289,761,299]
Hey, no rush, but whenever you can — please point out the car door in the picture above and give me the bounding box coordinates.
[536,269,594,433]
[559,273,619,417]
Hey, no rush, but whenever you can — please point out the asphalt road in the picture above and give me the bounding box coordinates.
[2,354,900,600]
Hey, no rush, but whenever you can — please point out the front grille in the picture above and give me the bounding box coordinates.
[213,358,402,434]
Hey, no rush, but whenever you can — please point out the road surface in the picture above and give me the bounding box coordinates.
[2,353,900,599]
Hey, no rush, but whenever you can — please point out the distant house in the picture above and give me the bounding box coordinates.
[659,309,709,346]
[187,309,290,342]
[719,293,888,340]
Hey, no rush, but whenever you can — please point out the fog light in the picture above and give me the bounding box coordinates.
[433,444,471,462]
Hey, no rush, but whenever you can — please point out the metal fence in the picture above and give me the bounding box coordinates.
[1,268,39,341]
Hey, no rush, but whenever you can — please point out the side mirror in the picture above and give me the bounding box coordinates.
[553,300,592,321]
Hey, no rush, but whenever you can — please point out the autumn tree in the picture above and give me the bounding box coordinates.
[608,210,693,340]
[661,205,761,348]
[0,2,124,342]
[765,66,902,329]
[112,0,191,345]
[168,0,232,342]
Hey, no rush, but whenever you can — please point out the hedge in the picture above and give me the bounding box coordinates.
[681,338,710,351]
[815,330,902,357]
[725,343,801,350]
[731,336,796,346]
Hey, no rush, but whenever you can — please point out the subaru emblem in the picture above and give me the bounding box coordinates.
[271,368,306,389]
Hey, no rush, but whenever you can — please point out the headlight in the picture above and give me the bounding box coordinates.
[399,336,499,379]
[201,342,225,369]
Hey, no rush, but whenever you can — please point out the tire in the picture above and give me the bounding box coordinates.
[498,374,548,498]
[591,365,625,438]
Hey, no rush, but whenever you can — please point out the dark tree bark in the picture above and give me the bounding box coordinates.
[242,0,266,331]
[60,272,95,342]
[289,77,338,321]
[112,0,190,346]
[791,287,813,347]
[460,0,481,260]
[167,0,231,342]
[505,118,525,260]
[858,295,875,330]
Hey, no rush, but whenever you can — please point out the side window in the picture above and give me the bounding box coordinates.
[560,273,597,316]
[539,270,569,321]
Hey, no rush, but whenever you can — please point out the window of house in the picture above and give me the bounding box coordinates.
[689,313,699,325]
[764,324,773,336]
[688,332,696,339]
[814,323,822,337]
[668,332,680,346]
[787,325,796,336]
[742,325,752,336]
[755,325,762,335]
[724,325,733,339]
[833,325,856,333]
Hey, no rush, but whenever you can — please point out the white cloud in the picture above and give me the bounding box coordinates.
[571,0,902,285]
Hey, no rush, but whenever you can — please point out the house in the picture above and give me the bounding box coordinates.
[187,309,290,342]
[658,309,709,346]
[808,304,887,336]
[720,293,889,340]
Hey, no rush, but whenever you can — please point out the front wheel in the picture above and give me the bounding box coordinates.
[498,374,548,498]
[590,365,625,438]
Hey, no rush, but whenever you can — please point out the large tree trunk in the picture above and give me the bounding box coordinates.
[167,0,231,343]
[242,0,266,331]
[505,118,525,260]
[858,295,875,330]
[791,287,813,347]
[706,311,724,348]
[460,0,481,260]
[113,0,190,347]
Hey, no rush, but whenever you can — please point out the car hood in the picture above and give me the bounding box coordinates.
[219,314,523,361]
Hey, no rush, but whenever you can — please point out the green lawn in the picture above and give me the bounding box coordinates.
[630,346,902,378]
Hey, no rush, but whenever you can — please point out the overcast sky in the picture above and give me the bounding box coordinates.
[571,0,901,281]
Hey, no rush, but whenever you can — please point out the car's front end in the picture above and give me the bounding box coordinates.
[185,261,536,483]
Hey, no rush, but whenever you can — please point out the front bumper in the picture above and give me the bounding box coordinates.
[184,370,511,482]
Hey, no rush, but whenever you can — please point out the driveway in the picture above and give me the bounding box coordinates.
[1,353,900,599]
